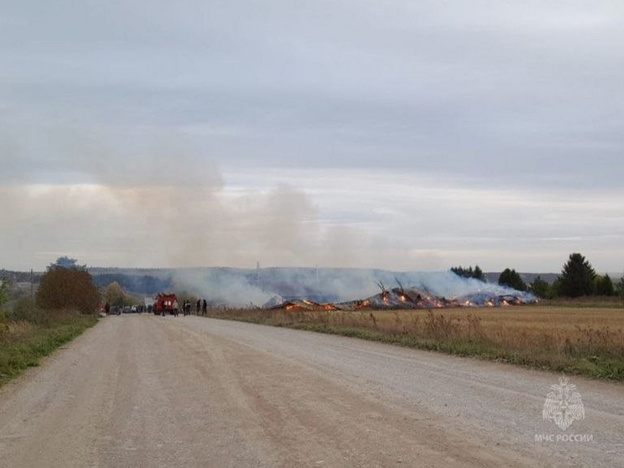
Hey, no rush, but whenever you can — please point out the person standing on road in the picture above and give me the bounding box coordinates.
[196,299,201,315]
[202,299,207,315]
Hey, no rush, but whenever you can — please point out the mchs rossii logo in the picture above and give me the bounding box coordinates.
[535,377,593,443]
[542,377,585,430]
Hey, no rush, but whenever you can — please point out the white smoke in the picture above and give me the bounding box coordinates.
[398,271,535,299]
[172,269,273,308]
[169,267,535,307]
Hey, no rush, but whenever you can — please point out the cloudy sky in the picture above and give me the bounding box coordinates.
[1,0,623,273]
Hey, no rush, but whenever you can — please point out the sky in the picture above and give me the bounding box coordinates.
[1,0,623,273]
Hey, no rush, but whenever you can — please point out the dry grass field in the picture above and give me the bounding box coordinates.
[206,303,624,380]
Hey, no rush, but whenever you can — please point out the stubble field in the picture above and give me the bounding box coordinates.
[206,303,624,380]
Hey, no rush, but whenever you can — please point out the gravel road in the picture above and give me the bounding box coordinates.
[0,315,622,467]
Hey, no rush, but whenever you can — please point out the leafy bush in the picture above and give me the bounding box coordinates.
[36,268,100,314]
[103,281,136,307]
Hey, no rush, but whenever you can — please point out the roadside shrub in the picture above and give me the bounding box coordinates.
[103,281,137,307]
[0,279,8,307]
[10,298,51,326]
[36,268,100,314]
[0,317,8,342]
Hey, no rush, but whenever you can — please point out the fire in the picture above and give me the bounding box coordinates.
[352,300,371,310]
[270,286,536,311]
[273,299,341,312]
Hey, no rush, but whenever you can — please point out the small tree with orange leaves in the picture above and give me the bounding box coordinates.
[36,258,100,314]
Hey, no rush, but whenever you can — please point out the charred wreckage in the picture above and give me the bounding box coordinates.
[267,280,537,312]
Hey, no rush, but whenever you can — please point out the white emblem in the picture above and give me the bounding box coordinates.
[542,377,585,430]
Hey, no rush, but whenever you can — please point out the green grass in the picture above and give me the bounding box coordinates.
[0,313,98,387]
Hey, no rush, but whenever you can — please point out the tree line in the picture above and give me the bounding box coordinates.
[450,265,485,281]
[452,253,624,298]
[32,257,144,313]
[3,252,622,317]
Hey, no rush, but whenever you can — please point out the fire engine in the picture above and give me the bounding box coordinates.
[153,293,178,316]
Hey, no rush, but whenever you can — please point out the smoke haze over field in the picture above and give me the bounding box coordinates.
[1,1,623,273]
[169,267,536,307]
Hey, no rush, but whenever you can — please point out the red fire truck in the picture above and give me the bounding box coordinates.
[153,293,178,316]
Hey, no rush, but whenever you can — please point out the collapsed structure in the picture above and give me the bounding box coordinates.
[267,281,537,311]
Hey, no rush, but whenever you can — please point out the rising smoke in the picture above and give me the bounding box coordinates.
[168,267,535,307]
[2,125,386,270]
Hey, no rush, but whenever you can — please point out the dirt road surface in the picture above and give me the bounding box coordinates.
[0,316,622,467]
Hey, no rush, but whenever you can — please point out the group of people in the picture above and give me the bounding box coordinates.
[172,299,209,316]
[104,296,210,317]
[196,299,208,315]
[180,300,192,316]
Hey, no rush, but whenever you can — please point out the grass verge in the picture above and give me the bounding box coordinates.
[0,310,98,387]
[203,305,624,382]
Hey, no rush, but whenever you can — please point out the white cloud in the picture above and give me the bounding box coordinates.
[1,1,623,272]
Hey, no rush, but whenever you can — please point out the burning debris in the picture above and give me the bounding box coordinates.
[270,299,340,311]
[268,280,537,311]
[173,267,538,310]
[338,281,452,310]
[455,293,531,307]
